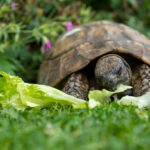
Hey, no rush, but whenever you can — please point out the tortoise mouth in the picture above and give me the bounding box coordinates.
[96,73,128,91]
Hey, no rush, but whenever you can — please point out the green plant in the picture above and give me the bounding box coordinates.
[0,0,150,83]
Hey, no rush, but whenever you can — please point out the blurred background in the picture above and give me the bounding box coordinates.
[0,0,150,83]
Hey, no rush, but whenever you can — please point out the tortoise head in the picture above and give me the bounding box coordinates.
[95,54,132,91]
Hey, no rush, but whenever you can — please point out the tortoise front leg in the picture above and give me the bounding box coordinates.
[132,64,150,96]
[63,72,89,100]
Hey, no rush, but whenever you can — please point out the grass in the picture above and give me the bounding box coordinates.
[0,104,150,150]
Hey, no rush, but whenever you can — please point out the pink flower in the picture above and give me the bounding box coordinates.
[43,39,51,53]
[66,22,73,31]
[11,1,16,10]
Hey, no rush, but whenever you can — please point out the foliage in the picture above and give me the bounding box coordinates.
[0,0,150,149]
[0,0,150,82]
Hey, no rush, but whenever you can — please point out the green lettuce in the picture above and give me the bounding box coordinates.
[0,72,26,110]
[88,84,132,104]
[0,71,87,110]
[118,92,150,109]
[89,83,150,109]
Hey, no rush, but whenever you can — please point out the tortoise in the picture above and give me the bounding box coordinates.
[38,21,150,100]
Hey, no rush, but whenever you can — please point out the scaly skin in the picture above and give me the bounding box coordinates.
[132,64,150,96]
[63,72,89,100]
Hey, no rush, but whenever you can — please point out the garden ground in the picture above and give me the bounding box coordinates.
[0,104,150,150]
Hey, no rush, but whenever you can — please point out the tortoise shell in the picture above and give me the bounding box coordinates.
[38,21,150,86]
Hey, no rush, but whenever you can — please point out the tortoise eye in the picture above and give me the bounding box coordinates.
[117,67,122,76]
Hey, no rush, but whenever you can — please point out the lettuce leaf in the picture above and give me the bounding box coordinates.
[118,91,150,109]
[0,72,26,110]
[18,83,87,109]
[88,84,132,104]
[0,71,87,110]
